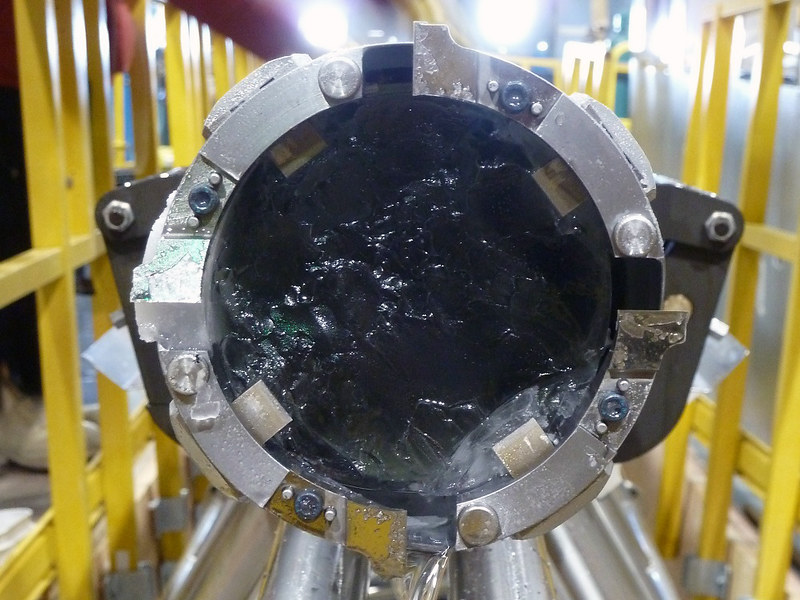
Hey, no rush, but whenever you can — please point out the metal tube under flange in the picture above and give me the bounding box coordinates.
[161,492,282,600]
[449,536,561,599]
[259,525,369,600]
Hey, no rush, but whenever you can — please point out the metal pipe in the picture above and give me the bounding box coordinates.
[259,525,369,600]
[544,480,680,600]
[449,536,560,599]
[161,492,282,600]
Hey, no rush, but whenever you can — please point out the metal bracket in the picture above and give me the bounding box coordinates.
[103,563,157,600]
[150,488,191,537]
[682,555,731,598]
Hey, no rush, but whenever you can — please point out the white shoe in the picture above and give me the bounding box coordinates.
[0,379,101,471]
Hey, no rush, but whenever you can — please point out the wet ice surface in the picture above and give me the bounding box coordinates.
[207,95,613,504]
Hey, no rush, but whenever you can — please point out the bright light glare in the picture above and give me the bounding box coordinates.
[536,40,549,52]
[477,0,537,48]
[785,41,800,56]
[298,2,348,50]
[628,0,647,53]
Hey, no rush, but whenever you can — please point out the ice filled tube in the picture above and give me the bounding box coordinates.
[132,23,687,576]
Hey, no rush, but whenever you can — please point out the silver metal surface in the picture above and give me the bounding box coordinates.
[457,505,501,547]
[105,563,158,600]
[450,537,560,599]
[166,354,210,397]
[614,213,659,257]
[151,489,190,537]
[231,380,292,445]
[682,555,731,599]
[161,492,282,600]
[102,199,135,233]
[259,526,369,600]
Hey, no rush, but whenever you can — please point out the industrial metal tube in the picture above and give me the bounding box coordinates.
[449,536,561,599]
[259,525,369,599]
[161,492,282,600]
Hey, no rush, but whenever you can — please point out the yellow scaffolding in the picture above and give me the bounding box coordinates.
[0,1,261,598]
[654,1,800,599]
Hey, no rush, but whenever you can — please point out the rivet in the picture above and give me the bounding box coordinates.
[487,80,500,93]
[318,56,362,101]
[458,505,501,547]
[530,101,544,115]
[616,379,630,393]
[324,507,337,522]
[281,486,294,501]
[166,354,209,396]
[613,214,657,257]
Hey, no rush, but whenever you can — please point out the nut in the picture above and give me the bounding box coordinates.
[704,211,736,243]
[102,200,134,233]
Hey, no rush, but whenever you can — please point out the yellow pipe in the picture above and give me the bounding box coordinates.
[211,33,234,100]
[129,0,160,176]
[13,1,95,597]
[682,22,711,187]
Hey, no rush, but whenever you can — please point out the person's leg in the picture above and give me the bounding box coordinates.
[0,86,41,397]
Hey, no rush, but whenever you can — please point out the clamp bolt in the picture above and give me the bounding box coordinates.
[187,184,220,216]
[499,81,532,114]
[599,393,629,422]
[294,490,324,522]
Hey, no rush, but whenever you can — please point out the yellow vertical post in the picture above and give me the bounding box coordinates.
[13,0,95,597]
[129,0,160,176]
[84,0,140,571]
[234,43,250,82]
[211,33,235,101]
[598,41,628,111]
[164,6,198,166]
[681,21,711,187]
[112,72,127,167]
[185,14,205,150]
[655,400,697,557]
[199,23,214,114]
[696,4,790,598]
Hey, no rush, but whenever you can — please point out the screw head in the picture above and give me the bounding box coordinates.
[318,56,362,101]
[102,200,134,233]
[187,184,220,216]
[613,214,658,257]
[487,80,500,93]
[294,490,324,522]
[324,507,337,522]
[166,354,210,396]
[458,505,501,547]
[530,101,544,115]
[704,211,736,243]
[599,393,629,422]
[499,81,532,114]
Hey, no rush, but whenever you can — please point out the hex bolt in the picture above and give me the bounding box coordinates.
[599,393,630,423]
[613,214,658,258]
[616,378,630,393]
[324,507,337,522]
[499,81,532,114]
[187,184,220,216]
[704,211,736,243]
[207,171,222,188]
[281,486,295,501]
[486,80,500,93]
[102,200,134,233]
[458,505,501,547]
[294,490,324,522]
[166,353,210,397]
[530,101,544,116]
[318,56,362,101]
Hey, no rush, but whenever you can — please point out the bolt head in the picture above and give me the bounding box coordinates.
[613,214,658,257]
[487,80,500,93]
[704,211,736,243]
[458,505,501,547]
[188,184,220,216]
[102,200,134,233]
[318,56,362,101]
[599,393,629,422]
[294,490,324,521]
[166,354,210,396]
[499,81,532,114]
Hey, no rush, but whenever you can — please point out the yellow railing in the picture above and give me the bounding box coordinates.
[0,1,260,598]
[654,1,800,599]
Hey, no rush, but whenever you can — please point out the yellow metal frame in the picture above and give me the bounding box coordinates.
[654,1,800,599]
[0,1,262,598]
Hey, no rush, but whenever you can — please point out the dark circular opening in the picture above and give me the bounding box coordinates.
[205,94,615,506]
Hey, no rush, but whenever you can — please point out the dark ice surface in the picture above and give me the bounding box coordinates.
[206,95,613,502]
